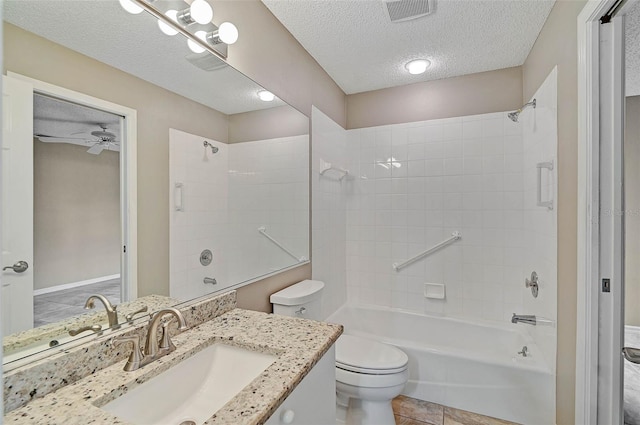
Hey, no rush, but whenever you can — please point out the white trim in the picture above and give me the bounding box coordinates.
[577,1,610,423]
[577,1,630,423]
[33,274,121,296]
[6,71,138,302]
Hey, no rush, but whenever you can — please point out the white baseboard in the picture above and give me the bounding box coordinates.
[34,274,121,296]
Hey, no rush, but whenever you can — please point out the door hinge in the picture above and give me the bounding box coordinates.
[602,278,611,293]
[123,245,127,253]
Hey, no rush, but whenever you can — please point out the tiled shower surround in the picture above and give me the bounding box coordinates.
[169,129,309,301]
[344,111,528,322]
[312,69,557,371]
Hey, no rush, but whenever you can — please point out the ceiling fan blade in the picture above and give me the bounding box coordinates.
[87,143,105,155]
[36,135,87,143]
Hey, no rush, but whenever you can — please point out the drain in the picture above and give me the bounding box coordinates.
[179,421,196,425]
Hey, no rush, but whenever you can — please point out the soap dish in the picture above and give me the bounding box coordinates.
[424,283,445,299]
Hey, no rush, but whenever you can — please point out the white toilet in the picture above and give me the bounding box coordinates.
[271,280,409,425]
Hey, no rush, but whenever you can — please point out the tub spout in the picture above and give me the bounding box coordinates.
[511,313,536,326]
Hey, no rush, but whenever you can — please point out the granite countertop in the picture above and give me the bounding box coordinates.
[3,294,180,356]
[4,308,343,425]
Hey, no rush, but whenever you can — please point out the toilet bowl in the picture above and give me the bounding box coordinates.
[271,280,409,425]
[335,334,408,425]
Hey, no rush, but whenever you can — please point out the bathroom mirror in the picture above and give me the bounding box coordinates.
[2,0,309,366]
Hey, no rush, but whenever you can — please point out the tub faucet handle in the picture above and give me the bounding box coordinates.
[518,346,528,357]
[295,307,306,315]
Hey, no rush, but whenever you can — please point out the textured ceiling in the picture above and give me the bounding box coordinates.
[34,94,122,152]
[5,0,285,114]
[627,1,640,97]
[262,0,556,94]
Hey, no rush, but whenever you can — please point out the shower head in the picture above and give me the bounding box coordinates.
[203,140,218,154]
[507,99,536,123]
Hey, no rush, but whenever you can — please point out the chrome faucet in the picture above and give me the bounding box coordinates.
[84,294,119,328]
[112,307,188,372]
[511,313,537,326]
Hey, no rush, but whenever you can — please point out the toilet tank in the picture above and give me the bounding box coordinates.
[270,280,325,321]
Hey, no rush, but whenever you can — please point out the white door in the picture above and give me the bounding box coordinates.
[598,4,640,422]
[2,75,34,335]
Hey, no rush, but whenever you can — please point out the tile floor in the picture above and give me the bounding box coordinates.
[393,396,519,425]
[33,279,121,327]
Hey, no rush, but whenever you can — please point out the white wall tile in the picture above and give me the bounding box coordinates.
[316,95,557,379]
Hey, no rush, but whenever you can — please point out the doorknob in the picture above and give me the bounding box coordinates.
[3,260,29,273]
[623,347,640,364]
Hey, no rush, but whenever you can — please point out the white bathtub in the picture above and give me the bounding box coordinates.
[327,304,555,425]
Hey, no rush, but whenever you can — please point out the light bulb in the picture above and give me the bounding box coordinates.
[119,0,143,14]
[158,10,179,36]
[187,30,207,54]
[218,22,238,45]
[258,90,275,102]
[405,59,430,75]
[190,0,213,25]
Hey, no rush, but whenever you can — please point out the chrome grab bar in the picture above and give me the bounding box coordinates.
[258,226,307,262]
[393,232,461,272]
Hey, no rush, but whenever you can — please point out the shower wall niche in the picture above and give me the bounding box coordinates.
[169,128,309,301]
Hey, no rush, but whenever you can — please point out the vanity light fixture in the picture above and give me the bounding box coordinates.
[405,59,431,75]
[186,24,238,53]
[258,90,276,102]
[189,0,214,25]
[122,0,238,60]
[175,3,210,26]
[119,0,143,14]
[208,22,239,45]
[187,30,208,53]
[157,10,179,36]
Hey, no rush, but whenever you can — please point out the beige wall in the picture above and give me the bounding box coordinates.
[346,67,523,129]
[626,96,640,326]
[213,0,346,128]
[522,1,587,423]
[228,105,309,143]
[4,23,229,298]
[34,141,120,290]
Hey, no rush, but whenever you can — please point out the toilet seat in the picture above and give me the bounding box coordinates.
[336,365,409,389]
[336,335,409,375]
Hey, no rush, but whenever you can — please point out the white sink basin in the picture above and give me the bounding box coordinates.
[101,343,277,425]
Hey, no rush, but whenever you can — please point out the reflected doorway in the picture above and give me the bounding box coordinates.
[32,94,122,327]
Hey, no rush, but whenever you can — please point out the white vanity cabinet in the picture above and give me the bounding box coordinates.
[265,346,336,425]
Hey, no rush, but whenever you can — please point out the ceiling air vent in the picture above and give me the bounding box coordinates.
[384,0,435,23]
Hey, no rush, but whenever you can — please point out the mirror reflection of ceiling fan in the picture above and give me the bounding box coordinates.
[35,124,120,155]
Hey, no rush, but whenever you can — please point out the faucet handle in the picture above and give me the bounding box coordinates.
[112,335,144,372]
[159,318,176,352]
[68,324,102,337]
[125,306,149,323]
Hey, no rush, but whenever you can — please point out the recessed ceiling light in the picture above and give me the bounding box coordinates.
[258,90,275,102]
[405,59,431,75]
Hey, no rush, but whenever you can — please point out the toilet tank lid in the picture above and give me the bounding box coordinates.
[270,280,325,306]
